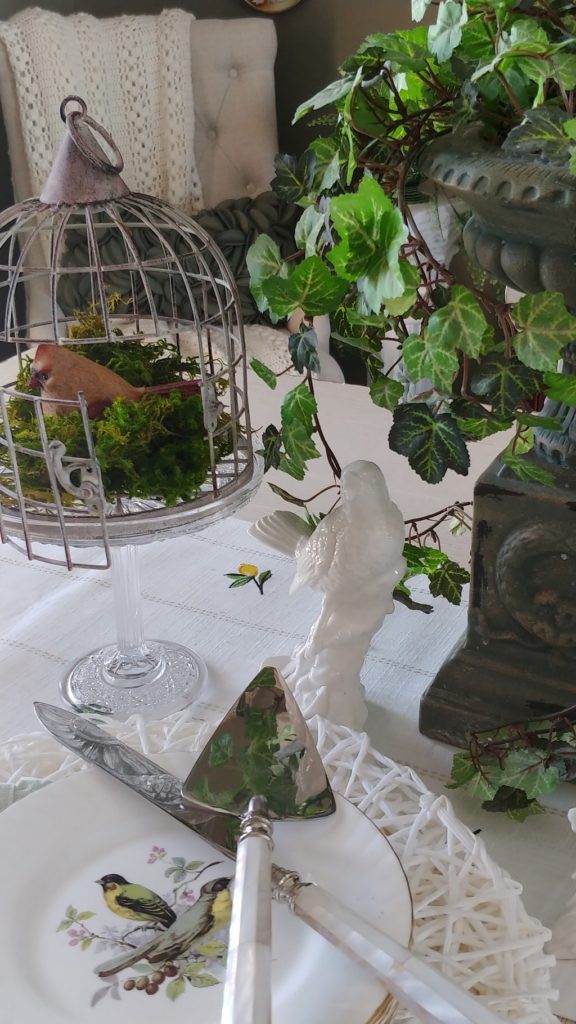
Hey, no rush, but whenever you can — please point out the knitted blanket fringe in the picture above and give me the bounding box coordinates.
[0,6,203,213]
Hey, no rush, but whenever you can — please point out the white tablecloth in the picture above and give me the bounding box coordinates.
[0,515,574,1021]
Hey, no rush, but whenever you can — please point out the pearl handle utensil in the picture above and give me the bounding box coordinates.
[221,796,273,1024]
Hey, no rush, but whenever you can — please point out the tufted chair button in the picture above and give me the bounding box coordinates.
[245,182,256,195]
[229,67,239,79]
[207,128,217,142]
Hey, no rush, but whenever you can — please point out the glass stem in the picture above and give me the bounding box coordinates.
[111,544,145,656]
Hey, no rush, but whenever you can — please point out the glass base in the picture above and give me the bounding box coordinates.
[60,639,207,720]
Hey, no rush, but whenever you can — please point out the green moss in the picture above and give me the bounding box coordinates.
[1,327,232,507]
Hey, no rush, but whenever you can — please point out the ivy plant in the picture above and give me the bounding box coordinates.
[245,0,576,810]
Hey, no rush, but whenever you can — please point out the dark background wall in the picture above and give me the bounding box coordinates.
[0,0,417,212]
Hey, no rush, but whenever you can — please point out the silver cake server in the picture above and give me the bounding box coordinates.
[34,695,506,1024]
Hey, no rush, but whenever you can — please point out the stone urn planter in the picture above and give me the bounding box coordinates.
[417,131,576,746]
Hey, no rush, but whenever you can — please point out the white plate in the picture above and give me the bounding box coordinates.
[0,756,412,1023]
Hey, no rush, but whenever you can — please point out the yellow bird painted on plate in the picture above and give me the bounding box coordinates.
[95,876,233,978]
[95,873,176,929]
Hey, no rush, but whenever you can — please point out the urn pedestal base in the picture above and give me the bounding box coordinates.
[419,452,576,747]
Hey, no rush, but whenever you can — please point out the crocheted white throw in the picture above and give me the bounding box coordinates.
[0,714,558,1023]
[0,6,203,213]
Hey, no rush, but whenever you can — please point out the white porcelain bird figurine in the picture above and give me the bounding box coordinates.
[249,461,406,730]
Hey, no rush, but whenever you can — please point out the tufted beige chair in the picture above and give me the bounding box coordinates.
[0,9,344,383]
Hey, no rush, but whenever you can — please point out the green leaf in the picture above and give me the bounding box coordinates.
[512,292,576,371]
[412,0,431,21]
[328,177,409,311]
[464,766,501,802]
[383,261,421,316]
[80,938,93,952]
[228,576,252,589]
[293,71,360,123]
[428,0,468,63]
[260,424,283,472]
[448,751,478,788]
[56,920,71,932]
[295,205,325,257]
[257,569,272,587]
[393,582,434,613]
[271,151,316,202]
[501,451,555,486]
[288,327,321,374]
[481,785,546,822]
[76,911,96,921]
[429,286,492,360]
[504,107,573,165]
[403,332,460,394]
[208,732,234,768]
[187,971,220,988]
[470,355,543,417]
[389,403,470,483]
[263,256,348,317]
[278,454,306,481]
[250,358,277,389]
[369,375,404,411]
[554,53,576,91]
[280,383,321,472]
[497,748,562,799]
[166,977,187,1001]
[246,234,288,320]
[452,400,512,440]
[267,482,308,507]
[544,371,576,405]
[309,136,343,192]
[428,559,470,604]
[196,939,227,958]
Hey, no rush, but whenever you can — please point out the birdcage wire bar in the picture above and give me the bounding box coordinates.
[0,97,262,717]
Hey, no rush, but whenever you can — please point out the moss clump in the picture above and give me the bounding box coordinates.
[1,313,231,506]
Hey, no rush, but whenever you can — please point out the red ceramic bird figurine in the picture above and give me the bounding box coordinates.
[29,344,200,418]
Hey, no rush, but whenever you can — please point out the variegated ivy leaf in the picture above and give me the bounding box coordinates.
[280,383,321,475]
[295,205,325,258]
[470,355,543,417]
[428,0,468,63]
[389,403,470,483]
[369,374,405,411]
[328,177,408,311]
[501,451,555,486]
[309,136,342,192]
[288,327,321,374]
[263,256,348,318]
[496,748,562,799]
[246,234,289,320]
[250,358,277,389]
[383,261,421,316]
[544,370,576,405]
[428,559,470,605]
[428,285,492,359]
[293,69,361,123]
[503,108,574,165]
[512,292,576,371]
[403,332,460,394]
[270,151,316,202]
[412,0,431,22]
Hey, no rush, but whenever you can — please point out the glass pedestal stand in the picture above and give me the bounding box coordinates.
[61,543,207,719]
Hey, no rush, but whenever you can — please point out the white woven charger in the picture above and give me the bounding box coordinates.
[0,712,558,1024]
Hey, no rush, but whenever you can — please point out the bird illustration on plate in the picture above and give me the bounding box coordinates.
[95,873,176,929]
[56,848,232,1004]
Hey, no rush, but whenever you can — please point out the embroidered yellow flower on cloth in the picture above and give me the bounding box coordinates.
[225,564,272,595]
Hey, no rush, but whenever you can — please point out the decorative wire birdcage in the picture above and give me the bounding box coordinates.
[0,95,262,718]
